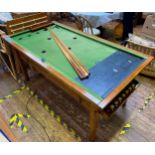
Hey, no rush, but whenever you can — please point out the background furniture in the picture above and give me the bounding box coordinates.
[127,39,155,77]
[0,13,13,32]
[127,15,155,77]
[72,12,123,28]
[76,16,100,36]
[101,20,123,40]
[72,12,123,37]
[11,12,36,19]
[0,24,7,32]
[0,12,13,24]
[47,12,83,30]
[142,15,155,40]
[122,12,135,40]
[47,13,99,35]
[6,12,49,35]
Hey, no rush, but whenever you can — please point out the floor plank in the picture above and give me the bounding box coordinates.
[0,67,155,141]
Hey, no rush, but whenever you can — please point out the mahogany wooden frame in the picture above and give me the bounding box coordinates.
[0,22,153,141]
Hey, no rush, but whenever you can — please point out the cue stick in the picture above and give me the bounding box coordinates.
[49,30,90,79]
[51,31,88,74]
[51,31,89,79]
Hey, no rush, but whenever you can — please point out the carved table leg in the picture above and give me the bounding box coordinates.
[13,50,29,81]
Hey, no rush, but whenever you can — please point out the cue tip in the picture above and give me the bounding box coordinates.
[80,72,91,80]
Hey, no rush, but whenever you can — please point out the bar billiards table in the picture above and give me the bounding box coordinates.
[0,22,153,141]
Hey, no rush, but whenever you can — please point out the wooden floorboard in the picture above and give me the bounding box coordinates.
[0,87,78,142]
[0,67,155,141]
[0,68,19,98]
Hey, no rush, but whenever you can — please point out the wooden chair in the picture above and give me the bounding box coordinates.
[76,16,93,34]
[47,13,100,35]
[76,16,101,36]
[47,12,83,31]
